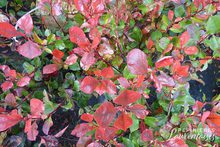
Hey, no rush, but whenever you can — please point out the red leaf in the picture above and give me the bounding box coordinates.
[76,136,92,147]
[100,67,114,79]
[81,113,93,123]
[5,93,17,107]
[16,14,33,34]
[113,112,133,131]
[43,64,58,74]
[95,126,117,141]
[17,76,30,87]
[27,121,39,141]
[155,56,173,68]
[135,75,145,88]
[192,101,204,115]
[87,142,103,147]
[80,76,99,94]
[94,102,117,127]
[30,98,44,118]
[0,110,23,131]
[65,54,78,65]
[207,113,220,136]
[168,10,174,21]
[141,129,154,142]
[127,49,148,75]
[127,104,149,119]
[162,137,188,147]
[118,77,130,89]
[147,38,154,49]
[72,47,86,56]
[69,26,90,49]
[52,49,64,59]
[180,31,190,48]
[1,81,13,91]
[184,46,198,55]
[172,61,189,77]
[95,79,116,95]
[113,90,141,107]
[24,119,32,133]
[0,22,24,39]
[71,123,93,137]
[89,28,101,49]
[80,51,96,70]
[17,40,42,59]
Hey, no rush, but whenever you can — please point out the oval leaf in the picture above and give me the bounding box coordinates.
[43,64,58,75]
[16,14,33,34]
[113,112,133,131]
[80,76,99,94]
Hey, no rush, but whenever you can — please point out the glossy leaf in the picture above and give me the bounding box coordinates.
[80,51,96,70]
[81,113,93,123]
[113,90,141,107]
[1,81,13,91]
[80,76,99,94]
[94,102,117,127]
[206,15,220,34]
[95,126,117,141]
[127,49,148,75]
[16,14,33,34]
[155,56,173,68]
[0,110,22,131]
[65,54,78,65]
[17,40,42,59]
[43,64,58,74]
[0,22,24,38]
[17,76,30,87]
[114,112,133,131]
[52,49,64,59]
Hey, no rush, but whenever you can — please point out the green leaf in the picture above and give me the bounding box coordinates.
[170,113,180,125]
[43,90,58,115]
[0,0,7,7]
[206,15,220,34]
[23,62,35,74]
[122,138,135,147]
[151,30,162,41]
[99,13,111,25]
[34,70,42,81]
[55,40,65,50]
[144,116,158,128]
[130,114,139,133]
[130,27,142,42]
[174,5,185,17]
[159,37,170,49]
[69,63,80,71]
[138,4,149,14]
[123,66,136,80]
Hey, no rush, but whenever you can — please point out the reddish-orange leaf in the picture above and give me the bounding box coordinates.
[127,104,149,119]
[69,26,90,49]
[0,22,24,38]
[17,40,42,59]
[95,79,116,95]
[180,31,190,48]
[81,113,93,123]
[127,49,148,75]
[113,112,133,131]
[80,51,96,70]
[5,93,17,107]
[141,129,154,142]
[155,56,173,68]
[0,109,23,131]
[135,75,145,88]
[1,81,13,92]
[172,61,189,77]
[113,90,141,107]
[184,46,198,55]
[30,98,44,118]
[100,67,114,79]
[95,126,117,141]
[43,64,58,74]
[89,28,101,49]
[206,113,220,136]
[94,102,117,127]
[168,10,174,21]
[52,49,64,59]
[24,119,32,133]
[65,54,78,65]
[71,123,93,137]
[16,14,33,34]
[147,38,154,49]
[80,76,99,94]
[17,76,30,87]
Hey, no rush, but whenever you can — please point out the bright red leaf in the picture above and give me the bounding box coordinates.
[69,26,90,49]
[0,110,23,131]
[172,61,189,77]
[81,113,93,123]
[30,98,44,118]
[65,54,78,65]
[100,67,114,79]
[89,28,101,49]
[94,102,117,127]
[71,123,93,137]
[17,76,30,87]
[17,40,42,59]
[113,112,133,131]
[43,64,58,74]
[155,56,173,68]
[127,49,148,75]
[180,31,190,48]
[168,10,174,21]
[52,49,64,59]
[113,90,141,107]
[0,22,24,39]
[127,104,149,119]
[206,112,220,136]
[184,46,198,55]
[80,76,99,94]
[5,93,17,107]
[16,14,33,34]
[95,79,116,95]
[1,81,13,91]
[141,129,154,142]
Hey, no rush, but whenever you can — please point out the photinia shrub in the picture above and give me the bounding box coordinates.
[0,0,220,146]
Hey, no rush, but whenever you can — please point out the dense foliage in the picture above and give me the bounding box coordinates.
[0,0,220,146]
